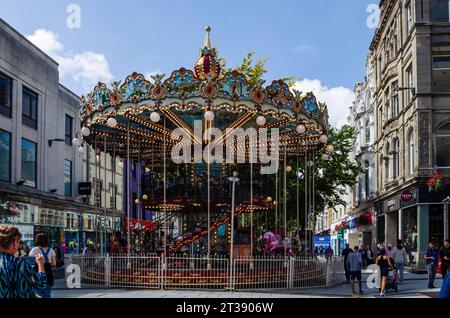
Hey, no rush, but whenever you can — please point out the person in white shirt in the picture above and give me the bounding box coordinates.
[392,239,408,284]
[29,233,56,298]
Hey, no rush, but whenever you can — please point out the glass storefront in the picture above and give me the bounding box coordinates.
[377,215,385,244]
[429,205,444,248]
[402,207,418,266]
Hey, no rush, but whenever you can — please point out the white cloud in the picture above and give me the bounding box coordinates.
[293,79,354,128]
[292,44,315,54]
[26,29,113,91]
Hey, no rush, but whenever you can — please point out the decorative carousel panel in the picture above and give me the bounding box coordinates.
[87,82,112,114]
[265,80,294,109]
[164,68,201,99]
[219,71,250,101]
[301,93,319,120]
[120,72,152,103]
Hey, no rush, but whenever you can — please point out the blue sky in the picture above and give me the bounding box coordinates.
[0,0,379,127]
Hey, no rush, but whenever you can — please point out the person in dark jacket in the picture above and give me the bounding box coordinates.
[439,269,450,298]
[424,241,439,288]
[342,243,353,282]
[439,240,450,279]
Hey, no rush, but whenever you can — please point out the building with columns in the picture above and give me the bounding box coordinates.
[370,0,450,270]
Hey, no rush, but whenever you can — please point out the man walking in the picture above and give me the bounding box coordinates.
[342,243,353,283]
[392,239,408,284]
[346,246,363,294]
[439,240,450,279]
[424,241,439,288]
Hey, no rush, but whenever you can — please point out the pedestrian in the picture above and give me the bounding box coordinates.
[0,225,47,298]
[314,246,319,256]
[29,233,56,298]
[346,246,363,294]
[319,245,324,256]
[366,245,374,265]
[52,243,63,268]
[386,244,393,258]
[14,240,26,258]
[359,245,367,268]
[439,240,450,279]
[342,243,353,283]
[376,248,394,296]
[392,239,408,284]
[326,245,334,260]
[424,241,439,288]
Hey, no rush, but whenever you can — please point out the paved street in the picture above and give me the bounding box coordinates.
[53,271,443,298]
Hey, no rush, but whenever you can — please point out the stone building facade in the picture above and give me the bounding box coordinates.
[370,0,450,270]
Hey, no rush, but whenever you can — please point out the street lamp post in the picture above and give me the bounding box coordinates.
[228,171,239,290]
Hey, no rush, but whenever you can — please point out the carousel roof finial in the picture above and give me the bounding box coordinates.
[194,26,221,81]
[204,26,212,49]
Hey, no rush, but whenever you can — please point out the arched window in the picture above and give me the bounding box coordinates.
[408,129,414,175]
[393,138,400,179]
[385,143,390,182]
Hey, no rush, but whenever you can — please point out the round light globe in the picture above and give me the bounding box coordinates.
[326,144,335,153]
[81,126,90,137]
[296,124,306,134]
[72,138,81,146]
[256,116,266,126]
[78,146,85,154]
[286,165,292,172]
[107,117,118,128]
[319,135,328,144]
[204,110,215,122]
[321,153,330,161]
[150,112,160,123]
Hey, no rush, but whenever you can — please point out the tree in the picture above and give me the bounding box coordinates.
[222,52,362,231]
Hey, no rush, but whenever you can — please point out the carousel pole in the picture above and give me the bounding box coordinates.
[250,141,254,266]
[296,156,299,236]
[94,136,99,254]
[283,140,287,258]
[103,134,107,255]
[275,165,278,233]
[207,119,211,268]
[304,145,308,258]
[127,123,131,265]
[163,115,167,264]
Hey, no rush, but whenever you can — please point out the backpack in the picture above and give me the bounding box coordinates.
[34,247,54,287]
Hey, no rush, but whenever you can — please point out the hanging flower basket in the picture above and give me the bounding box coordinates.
[427,171,445,193]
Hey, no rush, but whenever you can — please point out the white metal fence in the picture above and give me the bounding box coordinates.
[65,254,344,291]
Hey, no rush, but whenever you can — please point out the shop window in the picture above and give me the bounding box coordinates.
[0,129,11,182]
[402,207,418,263]
[429,205,444,246]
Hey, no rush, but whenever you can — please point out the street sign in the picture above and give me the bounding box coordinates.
[78,182,92,195]
[401,190,413,202]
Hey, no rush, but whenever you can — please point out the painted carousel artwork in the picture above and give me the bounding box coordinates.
[71,27,336,289]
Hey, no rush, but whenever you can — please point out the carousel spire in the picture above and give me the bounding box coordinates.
[204,26,212,49]
[194,26,221,81]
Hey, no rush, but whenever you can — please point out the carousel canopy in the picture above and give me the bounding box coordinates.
[77,27,330,164]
